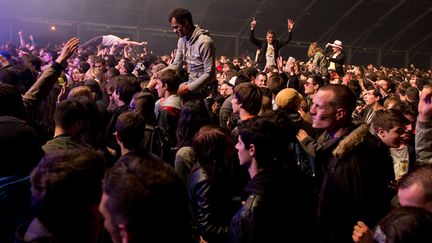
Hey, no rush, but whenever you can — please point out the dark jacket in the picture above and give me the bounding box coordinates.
[327,52,345,77]
[188,165,240,243]
[249,29,292,71]
[314,124,395,243]
[228,166,312,243]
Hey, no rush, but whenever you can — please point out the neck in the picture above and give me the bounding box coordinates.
[248,158,261,179]
[327,125,347,139]
[371,102,381,110]
[185,26,196,40]
[54,127,67,138]
[239,110,254,121]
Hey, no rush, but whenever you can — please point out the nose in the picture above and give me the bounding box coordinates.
[310,104,317,115]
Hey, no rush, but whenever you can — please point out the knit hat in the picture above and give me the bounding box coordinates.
[275,88,302,111]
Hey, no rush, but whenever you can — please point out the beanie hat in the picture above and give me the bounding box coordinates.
[275,88,302,112]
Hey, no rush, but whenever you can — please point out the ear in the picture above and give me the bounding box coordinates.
[114,132,122,144]
[248,144,256,157]
[335,108,346,121]
[377,127,386,139]
[118,224,129,243]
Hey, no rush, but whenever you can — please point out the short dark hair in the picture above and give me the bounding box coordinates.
[0,83,25,118]
[238,117,281,168]
[319,84,357,124]
[266,30,276,36]
[169,8,193,26]
[114,76,141,104]
[54,99,88,130]
[371,109,409,132]
[115,111,146,150]
[234,82,263,115]
[309,73,324,88]
[102,156,192,242]
[31,149,105,240]
[159,69,181,93]
[376,207,432,243]
[130,91,156,124]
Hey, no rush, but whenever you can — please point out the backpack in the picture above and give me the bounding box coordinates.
[143,124,175,164]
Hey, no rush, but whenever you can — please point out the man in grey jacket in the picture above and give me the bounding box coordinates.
[164,8,216,101]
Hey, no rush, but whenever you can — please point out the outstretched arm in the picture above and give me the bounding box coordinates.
[280,18,295,47]
[18,30,26,48]
[22,37,80,109]
[249,17,262,47]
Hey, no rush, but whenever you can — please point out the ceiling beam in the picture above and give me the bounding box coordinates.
[197,0,212,24]
[380,5,432,50]
[317,0,365,44]
[408,32,432,52]
[135,1,153,27]
[237,0,268,47]
[351,0,406,48]
[279,0,318,41]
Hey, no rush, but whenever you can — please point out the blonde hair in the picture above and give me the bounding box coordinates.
[307,42,324,58]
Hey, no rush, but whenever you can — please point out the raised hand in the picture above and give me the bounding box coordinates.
[56,37,80,64]
[287,19,295,32]
[418,85,432,122]
[250,17,257,30]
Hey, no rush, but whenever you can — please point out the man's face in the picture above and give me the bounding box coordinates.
[304,78,316,95]
[409,76,417,87]
[170,18,187,38]
[231,96,241,114]
[266,33,274,44]
[310,90,338,130]
[378,125,406,148]
[99,193,122,243]
[72,68,83,82]
[155,78,166,98]
[235,136,252,166]
[377,79,389,92]
[219,83,233,98]
[254,74,267,87]
[364,90,379,105]
[93,62,105,75]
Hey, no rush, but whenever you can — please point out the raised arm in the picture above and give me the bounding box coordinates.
[279,19,295,47]
[249,17,262,47]
[22,37,80,109]
[416,84,432,164]
[18,30,26,48]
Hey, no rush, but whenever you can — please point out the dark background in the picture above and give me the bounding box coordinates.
[1,0,431,69]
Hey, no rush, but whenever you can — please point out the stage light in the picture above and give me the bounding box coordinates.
[50,25,56,31]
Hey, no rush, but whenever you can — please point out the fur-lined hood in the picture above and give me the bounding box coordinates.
[332,124,370,159]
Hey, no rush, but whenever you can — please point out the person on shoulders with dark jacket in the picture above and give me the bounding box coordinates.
[249,17,295,72]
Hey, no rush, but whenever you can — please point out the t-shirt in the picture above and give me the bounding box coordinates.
[265,44,276,68]
[102,35,122,47]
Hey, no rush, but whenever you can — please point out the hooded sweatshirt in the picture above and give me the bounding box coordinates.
[167,26,216,92]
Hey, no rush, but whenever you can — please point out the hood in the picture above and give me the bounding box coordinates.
[332,123,370,159]
[245,167,289,197]
[162,95,183,110]
[189,25,210,45]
